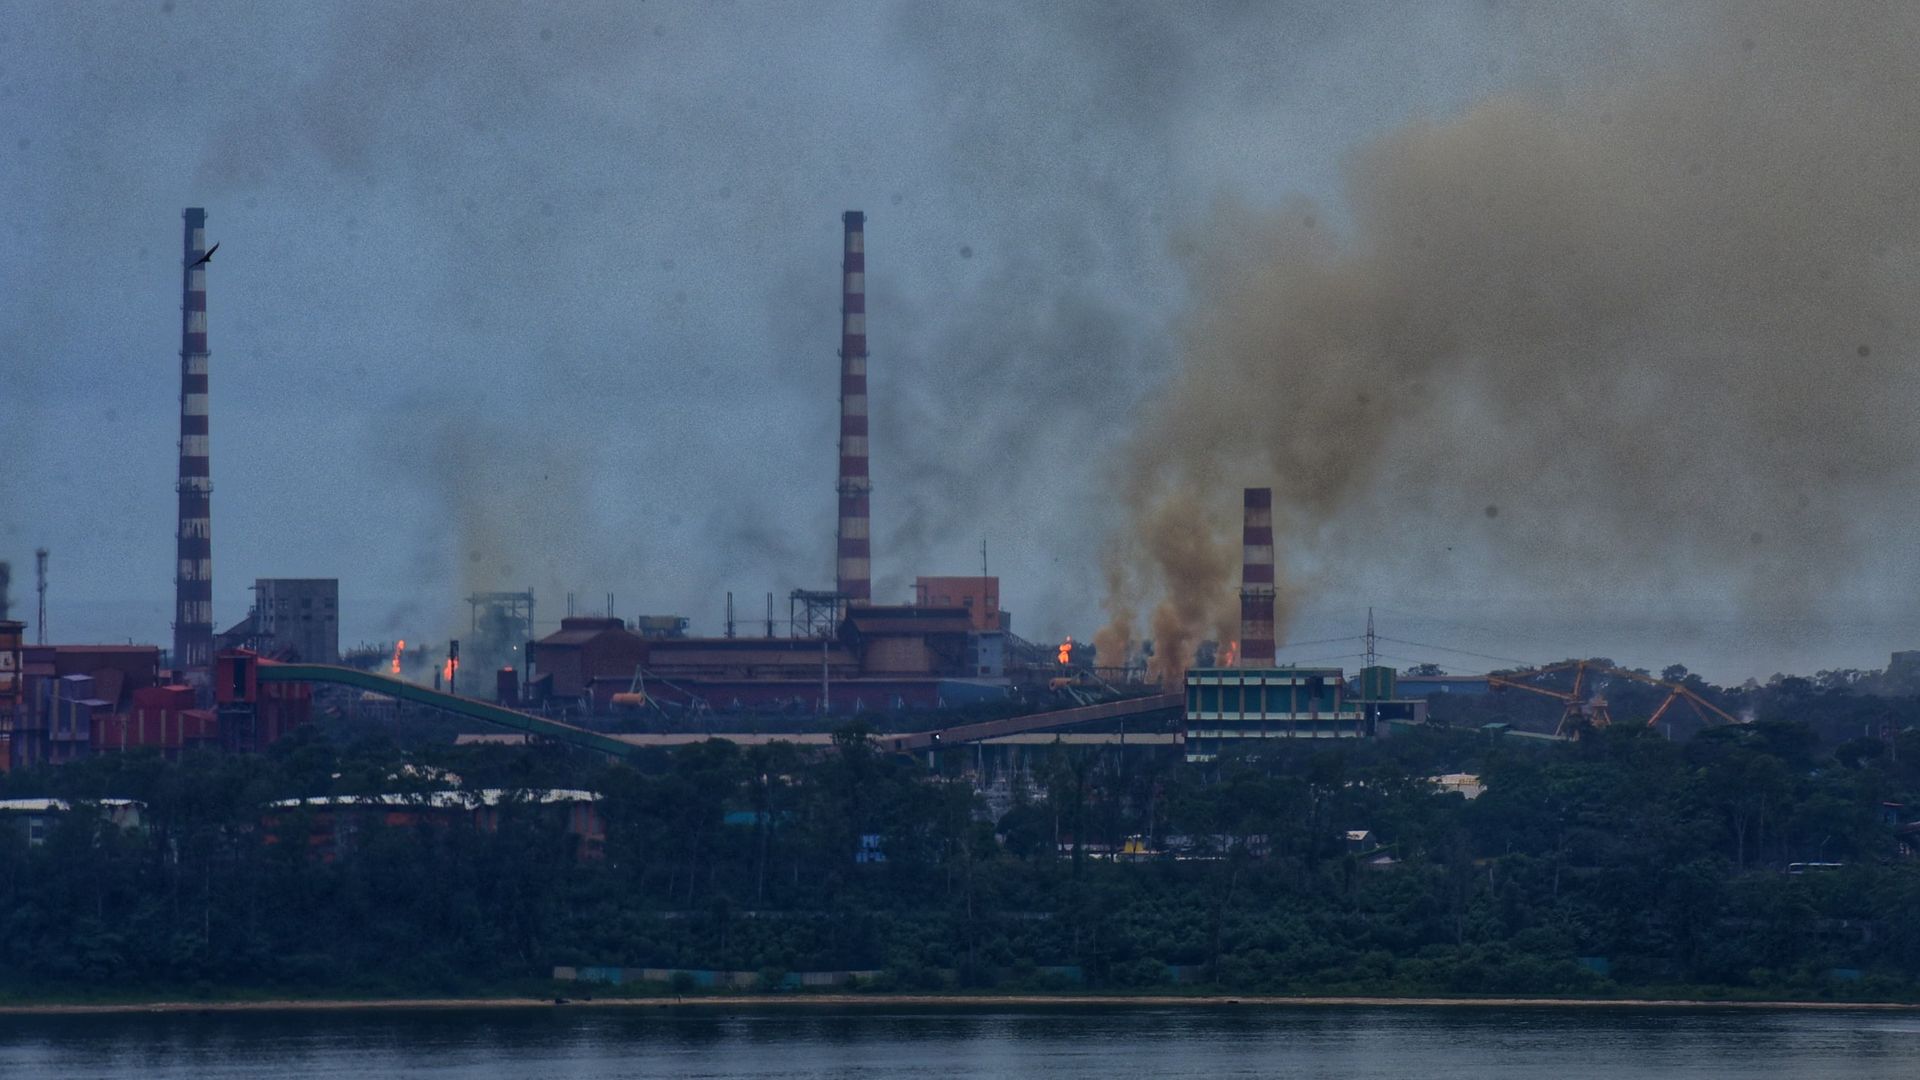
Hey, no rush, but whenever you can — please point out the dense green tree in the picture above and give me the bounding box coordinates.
[4,701,1920,1000]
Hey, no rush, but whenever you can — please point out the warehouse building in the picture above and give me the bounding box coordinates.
[1184,664,1429,762]
[1184,666,1367,761]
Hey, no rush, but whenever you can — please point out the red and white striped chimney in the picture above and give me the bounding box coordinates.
[835,211,871,607]
[173,208,214,674]
[1239,487,1275,667]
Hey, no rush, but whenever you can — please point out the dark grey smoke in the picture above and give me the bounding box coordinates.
[11,0,1906,680]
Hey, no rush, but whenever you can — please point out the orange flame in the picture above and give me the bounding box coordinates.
[391,639,405,675]
[443,656,459,684]
[1222,640,1239,667]
[1057,636,1073,665]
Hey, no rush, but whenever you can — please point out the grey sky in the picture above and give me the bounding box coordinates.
[2,1,1903,682]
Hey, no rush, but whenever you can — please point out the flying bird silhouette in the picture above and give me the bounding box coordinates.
[189,241,219,268]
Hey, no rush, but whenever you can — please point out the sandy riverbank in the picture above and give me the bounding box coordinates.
[4,993,1919,1016]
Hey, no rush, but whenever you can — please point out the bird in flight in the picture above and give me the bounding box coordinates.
[189,241,219,268]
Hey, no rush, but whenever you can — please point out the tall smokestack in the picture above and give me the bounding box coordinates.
[1239,487,1275,667]
[173,208,214,675]
[835,210,871,607]
[34,549,46,646]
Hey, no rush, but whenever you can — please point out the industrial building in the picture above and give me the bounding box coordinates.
[0,642,310,769]
[1395,672,1493,696]
[216,578,340,663]
[0,798,144,846]
[13,644,167,766]
[0,620,21,771]
[1183,666,1367,761]
[261,789,605,863]
[526,602,1014,715]
[1180,663,1429,760]
[915,577,1008,632]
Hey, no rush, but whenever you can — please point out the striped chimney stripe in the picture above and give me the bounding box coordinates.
[1239,487,1277,667]
[835,211,871,605]
[174,207,215,673]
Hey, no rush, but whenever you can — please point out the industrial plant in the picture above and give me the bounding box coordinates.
[0,205,1754,776]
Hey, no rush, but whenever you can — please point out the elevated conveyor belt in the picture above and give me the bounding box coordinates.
[256,663,638,759]
[882,692,1185,752]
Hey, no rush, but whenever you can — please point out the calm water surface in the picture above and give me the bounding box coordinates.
[2,1005,1918,1079]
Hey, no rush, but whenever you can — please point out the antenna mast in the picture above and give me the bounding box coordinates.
[34,548,48,645]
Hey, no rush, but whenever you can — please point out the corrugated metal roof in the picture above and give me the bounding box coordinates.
[847,616,974,635]
[843,605,974,634]
[266,788,600,810]
[0,798,144,812]
[649,637,845,652]
[92,668,127,706]
[46,645,164,654]
[537,629,632,647]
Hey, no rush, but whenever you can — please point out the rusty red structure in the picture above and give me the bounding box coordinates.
[211,651,312,753]
[835,211,872,607]
[1239,488,1276,667]
[0,619,21,772]
[173,208,215,677]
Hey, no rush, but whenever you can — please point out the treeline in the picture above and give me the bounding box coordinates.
[4,712,1920,1000]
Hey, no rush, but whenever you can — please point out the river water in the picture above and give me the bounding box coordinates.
[2,1004,1918,1079]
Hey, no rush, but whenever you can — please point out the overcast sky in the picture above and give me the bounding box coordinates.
[2,1,1912,683]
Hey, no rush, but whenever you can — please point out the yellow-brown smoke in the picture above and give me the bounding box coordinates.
[1103,3,1920,677]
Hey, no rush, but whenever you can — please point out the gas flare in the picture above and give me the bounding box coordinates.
[390,639,405,675]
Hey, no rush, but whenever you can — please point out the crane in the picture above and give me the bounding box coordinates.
[1486,659,1743,738]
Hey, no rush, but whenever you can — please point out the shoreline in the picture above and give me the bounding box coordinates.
[4,993,1920,1016]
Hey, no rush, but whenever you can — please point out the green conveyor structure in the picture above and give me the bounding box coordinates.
[255,663,637,759]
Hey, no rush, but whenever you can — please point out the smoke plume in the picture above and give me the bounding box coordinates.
[1107,2,1920,677]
